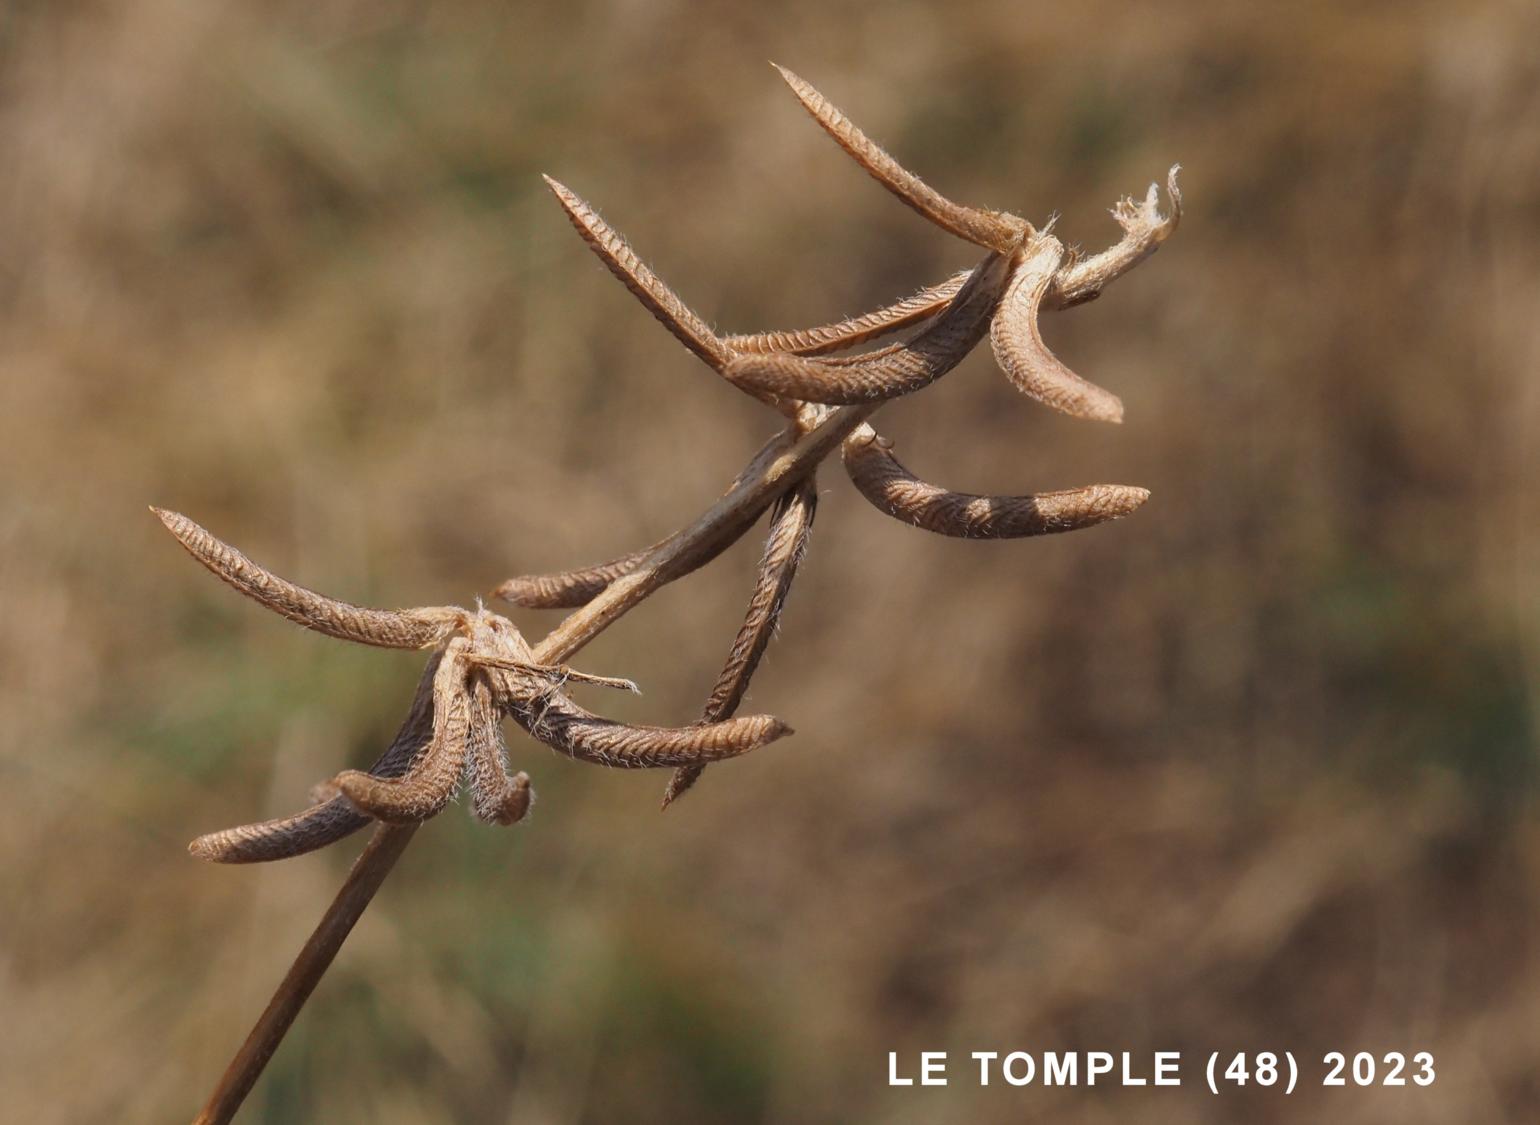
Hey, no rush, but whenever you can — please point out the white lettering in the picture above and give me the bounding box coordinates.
[1087,1052,1113,1084]
[921,1052,948,1086]
[1003,1052,1036,1086]
[1044,1052,1077,1085]
[972,1052,997,1085]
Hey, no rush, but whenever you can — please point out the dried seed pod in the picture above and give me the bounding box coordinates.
[842,429,1149,538]
[499,674,791,769]
[332,640,474,823]
[464,673,532,826]
[991,235,1124,423]
[775,65,1029,253]
[544,176,730,370]
[493,545,651,609]
[187,801,370,866]
[724,251,1012,404]
[188,651,443,863]
[664,477,819,807]
[1049,167,1182,309]
[153,508,460,650]
[726,272,968,357]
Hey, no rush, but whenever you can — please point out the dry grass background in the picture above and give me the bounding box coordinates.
[2,1,1538,1121]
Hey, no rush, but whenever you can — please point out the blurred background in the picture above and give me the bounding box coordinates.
[2,1,1538,1121]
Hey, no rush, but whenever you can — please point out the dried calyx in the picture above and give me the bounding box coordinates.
[159,67,1180,862]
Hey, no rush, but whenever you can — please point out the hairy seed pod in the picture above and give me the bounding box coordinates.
[774,65,1028,253]
[726,273,968,357]
[663,477,819,807]
[493,545,651,609]
[842,429,1149,538]
[153,508,460,650]
[991,235,1124,423]
[1050,167,1182,308]
[464,674,532,825]
[332,640,474,823]
[542,176,781,403]
[498,674,791,769]
[724,251,1012,404]
[188,651,443,863]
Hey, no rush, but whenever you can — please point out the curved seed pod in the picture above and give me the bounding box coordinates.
[726,272,968,357]
[499,673,790,769]
[153,508,460,650]
[724,251,1012,404]
[843,429,1149,538]
[188,651,443,863]
[774,65,1028,253]
[1049,166,1182,309]
[541,176,800,413]
[664,478,818,808]
[332,640,473,823]
[464,673,533,826]
[991,235,1124,423]
[493,544,651,609]
[188,800,369,866]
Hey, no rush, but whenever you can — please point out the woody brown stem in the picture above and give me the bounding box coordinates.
[192,824,419,1125]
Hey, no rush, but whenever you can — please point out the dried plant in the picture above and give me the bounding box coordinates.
[163,67,1180,1123]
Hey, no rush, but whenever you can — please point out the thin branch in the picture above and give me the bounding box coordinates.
[192,823,419,1125]
[493,428,796,608]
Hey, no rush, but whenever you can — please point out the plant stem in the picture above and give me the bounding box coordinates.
[192,824,419,1125]
[189,402,876,1122]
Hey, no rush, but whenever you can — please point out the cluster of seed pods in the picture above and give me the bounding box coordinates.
[158,68,1179,861]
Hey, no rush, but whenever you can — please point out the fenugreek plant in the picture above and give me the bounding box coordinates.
[163,66,1180,1123]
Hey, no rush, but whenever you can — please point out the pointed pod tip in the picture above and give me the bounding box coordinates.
[1101,484,1152,519]
[187,835,223,863]
[1121,485,1152,511]
[542,175,579,207]
[151,506,199,542]
[1092,396,1127,424]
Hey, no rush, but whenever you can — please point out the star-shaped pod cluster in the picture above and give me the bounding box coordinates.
[159,68,1180,859]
